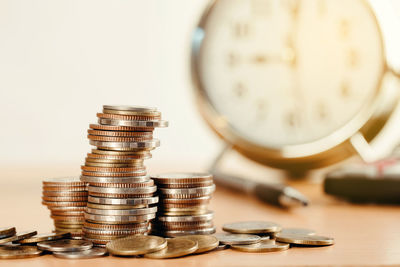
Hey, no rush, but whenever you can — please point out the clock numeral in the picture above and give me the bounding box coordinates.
[233,82,247,98]
[232,22,249,39]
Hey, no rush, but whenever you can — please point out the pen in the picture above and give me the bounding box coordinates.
[212,170,309,208]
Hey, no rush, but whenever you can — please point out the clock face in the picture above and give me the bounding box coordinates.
[197,0,385,149]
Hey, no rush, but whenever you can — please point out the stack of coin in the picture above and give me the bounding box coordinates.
[42,178,87,238]
[80,105,168,247]
[151,173,216,237]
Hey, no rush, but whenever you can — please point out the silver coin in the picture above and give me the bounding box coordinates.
[89,140,160,150]
[84,213,156,223]
[88,185,157,194]
[157,211,214,222]
[80,175,150,184]
[99,118,168,128]
[275,233,335,246]
[88,196,158,205]
[53,247,107,259]
[214,233,261,245]
[37,239,93,252]
[162,227,216,237]
[213,244,229,251]
[222,221,282,234]
[231,239,290,252]
[103,105,157,112]
[43,177,83,184]
[86,206,157,216]
[158,184,215,196]
[280,228,316,236]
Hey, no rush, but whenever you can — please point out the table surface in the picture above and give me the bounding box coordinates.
[0,165,399,267]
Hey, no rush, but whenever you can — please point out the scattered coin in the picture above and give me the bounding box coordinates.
[181,235,219,254]
[0,246,43,259]
[0,227,16,238]
[144,237,198,259]
[0,235,18,244]
[18,232,71,244]
[37,239,93,252]
[106,235,167,256]
[231,239,289,253]
[214,233,261,245]
[280,228,316,236]
[223,221,281,234]
[9,231,38,243]
[53,247,108,259]
[162,227,216,237]
[275,232,335,246]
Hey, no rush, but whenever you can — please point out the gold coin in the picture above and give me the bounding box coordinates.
[180,235,219,254]
[231,239,289,252]
[84,162,143,168]
[88,129,153,137]
[91,149,152,156]
[106,235,167,256]
[161,210,208,216]
[144,237,198,259]
[223,221,282,234]
[87,203,147,210]
[0,246,43,259]
[37,239,93,252]
[89,124,155,132]
[0,235,18,244]
[18,232,71,244]
[275,233,334,246]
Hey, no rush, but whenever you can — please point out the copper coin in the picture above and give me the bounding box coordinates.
[88,129,153,137]
[83,221,149,231]
[81,166,146,173]
[88,192,155,198]
[49,206,86,212]
[51,210,84,216]
[88,135,153,142]
[97,112,161,121]
[87,203,147,210]
[42,196,88,202]
[84,161,144,168]
[153,221,214,231]
[83,227,149,236]
[88,181,154,189]
[159,196,211,205]
[43,201,87,207]
[42,186,87,192]
[159,180,214,188]
[151,173,213,184]
[81,170,146,177]
[90,124,154,132]
[85,157,147,164]
[43,177,85,187]
[0,227,16,238]
[91,149,152,156]
[43,191,88,197]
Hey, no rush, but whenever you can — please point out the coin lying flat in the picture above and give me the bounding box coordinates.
[157,211,214,223]
[180,235,219,254]
[280,228,316,236]
[53,247,107,259]
[231,239,289,253]
[144,237,198,259]
[86,203,147,210]
[38,239,93,252]
[106,235,167,256]
[158,185,216,197]
[0,246,43,259]
[43,177,85,186]
[86,206,157,216]
[88,196,158,205]
[84,213,156,223]
[0,227,16,238]
[275,233,335,246]
[214,233,261,245]
[163,227,216,237]
[18,232,71,244]
[9,231,38,244]
[223,221,281,234]
[103,105,157,112]
[0,235,18,244]
[98,118,168,128]
[81,175,150,184]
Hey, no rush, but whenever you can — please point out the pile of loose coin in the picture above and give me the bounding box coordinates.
[42,178,87,238]
[215,221,334,253]
[80,105,168,246]
[151,173,216,237]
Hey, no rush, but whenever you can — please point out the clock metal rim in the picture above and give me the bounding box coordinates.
[191,0,394,170]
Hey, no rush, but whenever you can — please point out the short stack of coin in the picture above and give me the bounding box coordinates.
[42,178,88,238]
[80,105,168,247]
[151,173,216,237]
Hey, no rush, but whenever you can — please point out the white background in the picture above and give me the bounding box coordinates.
[0,0,399,173]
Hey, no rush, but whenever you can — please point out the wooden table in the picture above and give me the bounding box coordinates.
[0,165,400,266]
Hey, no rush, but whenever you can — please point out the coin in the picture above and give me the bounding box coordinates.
[38,239,93,252]
[53,247,107,259]
[89,139,160,150]
[214,233,261,245]
[157,211,214,222]
[43,177,85,186]
[144,237,198,259]
[42,196,88,202]
[88,135,152,142]
[106,235,167,256]
[43,201,88,207]
[222,221,281,234]
[9,231,38,243]
[97,113,161,122]
[81,175,149,184]
[82,170,146,177]
[83,221,149,230]
[231,239,289,252]
[88,196,158,205]
[81,166,146,173]
[86,207,157,216]
[275,233,334,246]
[88,180,154,188]
[43,191,88,197]
[88,185,156,195]
[152,172,213,183]
[280,228,316,236]
[158,184,216,197]
[0,227,16,238]
[88,129,153,137]
[0,235,18,244]
[103,105,157,112]
[84,213,156,223]
[82,228,148,236]
[84,162,143,168]
[180,235,219,254]
[99,118,168,128]
[160,196,211,205]
[163,227,216,237]
[161,180,214,188]
[90,124,155,132]
[87,203,147,210]
[18,232,71,244]
[0,246,43,259]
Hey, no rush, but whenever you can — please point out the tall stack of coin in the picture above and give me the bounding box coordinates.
[151,173,216,237]
[42,177,88,238]
[80,105,168,247]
